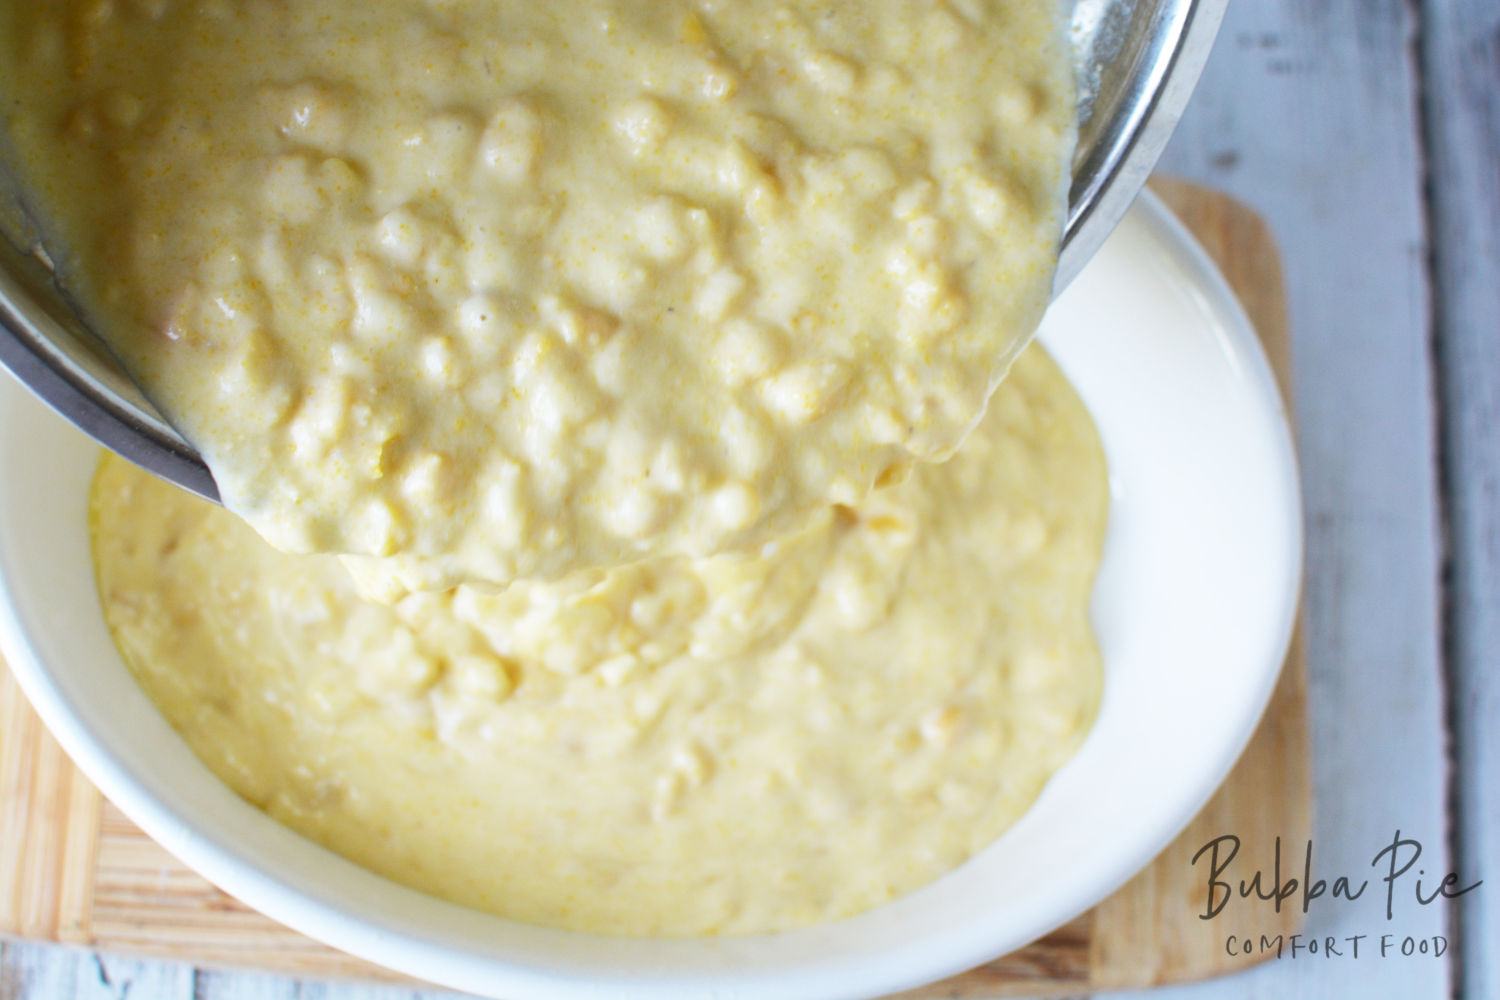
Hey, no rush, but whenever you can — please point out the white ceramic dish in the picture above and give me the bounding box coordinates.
[0,192,1301,1000]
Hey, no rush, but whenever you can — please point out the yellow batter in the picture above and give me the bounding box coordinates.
[2,0,1074,593]
[91,346,1107,937]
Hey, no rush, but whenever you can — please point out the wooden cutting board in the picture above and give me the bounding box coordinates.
[0,179,1309,996]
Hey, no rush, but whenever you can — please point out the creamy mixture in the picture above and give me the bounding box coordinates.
[3,0,1074,592]
[10,0,1104,937]
[92,345,1107,936]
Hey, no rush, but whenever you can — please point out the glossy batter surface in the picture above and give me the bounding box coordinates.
[92,346,1107,937]
[4,0,1074,591]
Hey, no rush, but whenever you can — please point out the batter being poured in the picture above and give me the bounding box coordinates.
[91,346,1107,936]
[2,0,1075,593]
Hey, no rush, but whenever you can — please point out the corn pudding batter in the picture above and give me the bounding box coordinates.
[2,0,1074,592]
[91,346,1107,936]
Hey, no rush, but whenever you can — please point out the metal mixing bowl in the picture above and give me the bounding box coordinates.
[0,0,1227,502]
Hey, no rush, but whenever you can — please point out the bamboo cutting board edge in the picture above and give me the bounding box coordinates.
[0,178,1309,997]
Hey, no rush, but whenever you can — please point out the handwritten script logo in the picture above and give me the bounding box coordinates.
[1191,830,1482,961]
[1192,830,1480,921]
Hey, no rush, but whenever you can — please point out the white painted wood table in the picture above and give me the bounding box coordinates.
[3,1,1496,998]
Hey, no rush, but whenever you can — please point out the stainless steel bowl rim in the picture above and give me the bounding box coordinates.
[0,0,1228,503]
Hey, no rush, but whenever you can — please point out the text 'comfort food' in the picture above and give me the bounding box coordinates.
[92,346,1108,937]
[0,0,1074,592]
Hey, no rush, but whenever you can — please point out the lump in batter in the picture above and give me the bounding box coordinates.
[91,345,1107,937]
[5,0,1076,592]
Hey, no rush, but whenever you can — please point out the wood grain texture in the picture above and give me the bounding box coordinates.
[88,800,403,982]
[1419,4,1500,999]
[1083,636,1308,994]
[6,1,1483,996]
[1095,3,1454,999]
[0,182,1309,1000]
[0,665,100,945]
[0,948,196,1000]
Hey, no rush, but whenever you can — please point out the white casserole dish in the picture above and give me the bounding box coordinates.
[0,192,1301,1000]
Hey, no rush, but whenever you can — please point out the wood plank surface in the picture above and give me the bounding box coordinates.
[6,0,1485,996]
[1419,4,1500,999]
[1095,3,1456,998]
[0,182,1307,1000]
[0,668,99,946]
